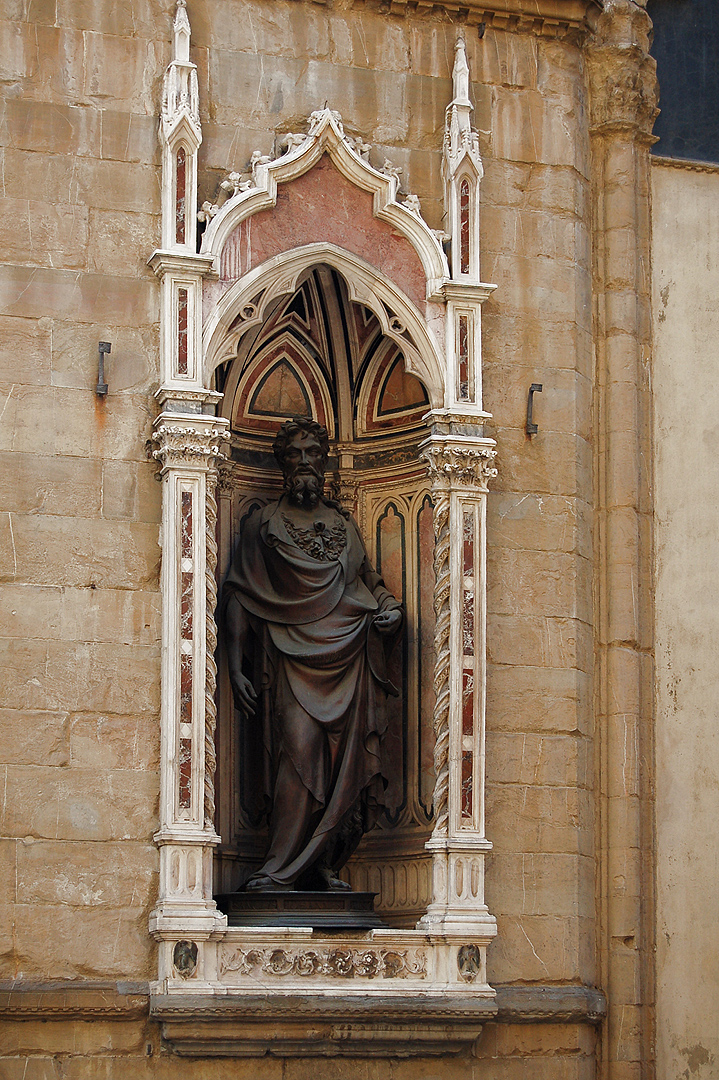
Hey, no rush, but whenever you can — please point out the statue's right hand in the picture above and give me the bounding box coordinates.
[230,672,257,716]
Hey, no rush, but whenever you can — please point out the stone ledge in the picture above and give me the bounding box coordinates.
[495,984,607,1024]
[0,981,150,1020]
[151,991,498,1057]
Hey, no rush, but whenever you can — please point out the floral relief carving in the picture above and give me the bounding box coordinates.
[218,946,428,981]
[421,443,498,491]
[152,424,228,473]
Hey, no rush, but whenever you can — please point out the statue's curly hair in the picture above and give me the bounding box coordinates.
[272,417,330,468]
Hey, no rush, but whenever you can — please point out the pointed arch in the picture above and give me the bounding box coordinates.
[203,244,445,410]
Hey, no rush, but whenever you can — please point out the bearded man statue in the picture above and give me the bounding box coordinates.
[222,417,403,891]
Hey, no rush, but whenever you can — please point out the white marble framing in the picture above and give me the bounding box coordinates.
[149,6,499,1048]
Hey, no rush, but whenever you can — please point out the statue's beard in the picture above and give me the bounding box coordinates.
[285,469,324,508]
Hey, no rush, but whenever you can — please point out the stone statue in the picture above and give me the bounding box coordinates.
[222,418,403,891]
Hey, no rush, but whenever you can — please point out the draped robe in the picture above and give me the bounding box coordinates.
[222,496,402,887]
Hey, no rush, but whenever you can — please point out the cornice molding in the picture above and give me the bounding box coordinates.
[0,982,149,1021]
[652,155,719,176]
[349,0,601,36]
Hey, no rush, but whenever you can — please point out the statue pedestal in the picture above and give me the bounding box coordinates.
[215,891,385,930]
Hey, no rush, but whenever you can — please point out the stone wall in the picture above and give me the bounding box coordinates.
[0,0,164,985]
[0,0,649,1075]
[652,157,719,1080]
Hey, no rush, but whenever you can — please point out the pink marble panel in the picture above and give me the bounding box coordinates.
[461,749,473,821]
[181,491,193,561]
[177,287,188,376]
[180,653,192,725]
[180,572,193,640]
[220,157,427,311]
[176,147,186,246]
[460,179,470,276]
[179,735,192,809]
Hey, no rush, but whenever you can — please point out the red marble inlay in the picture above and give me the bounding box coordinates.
[180,652,192,724]
[463,508,473,577]
[179,735,192,809]
[458,314,470,402]
[460,178,470,275]
[177,288,188,375]
[181,572,193,639]
[463,589,474,657]
[176,147,186,245]
[461,750,473,819]
[462,669,474,738]
[181,490,193,560]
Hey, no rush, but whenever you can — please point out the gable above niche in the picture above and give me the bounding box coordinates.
[200,108,449,311]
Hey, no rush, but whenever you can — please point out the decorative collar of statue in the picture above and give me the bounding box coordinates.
[281,514,347,562]
[221,416,403,898]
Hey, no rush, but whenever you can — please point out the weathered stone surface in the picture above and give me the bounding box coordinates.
[12,902,154,979]
[1,765,158,841]
[68,713,159,772]
[0,315,52,387]
[487,492,592,559]
[50,321,159,392]
[88,210,159,278]
[0,708,70,767]
[0,517,159,588]
[488,914,593,983]
[0,638,159,712]
[486,783,593,856]
[487,546,591,620]
[0,266,158,325]
[16,839,157,907]
[0,198,89,271]
[0,97,101,156]
[0,452,102,516]
[487,732,591,791]
[3,1017,147,1057]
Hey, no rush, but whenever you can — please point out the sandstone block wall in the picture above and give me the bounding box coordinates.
[0,0,164,985]
[1,0,602,1075]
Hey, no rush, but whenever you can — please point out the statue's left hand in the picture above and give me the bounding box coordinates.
[373,608,402,634]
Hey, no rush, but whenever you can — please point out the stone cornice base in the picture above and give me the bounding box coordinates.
[0,980,607,1055]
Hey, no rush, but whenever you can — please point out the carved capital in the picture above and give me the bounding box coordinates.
[152,416,229,475]
[216,461,236,497]
[588,0,658,139]
[420,439,498,493]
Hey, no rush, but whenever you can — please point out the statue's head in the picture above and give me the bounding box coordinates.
[273,417,330,509]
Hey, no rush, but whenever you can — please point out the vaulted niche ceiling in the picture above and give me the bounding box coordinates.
[223,265,429,448]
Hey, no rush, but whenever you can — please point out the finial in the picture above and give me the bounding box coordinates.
[173,0,191,64]
[452,37,472,108]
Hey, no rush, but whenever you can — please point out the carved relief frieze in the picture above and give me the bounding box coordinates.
[218,945,428,982]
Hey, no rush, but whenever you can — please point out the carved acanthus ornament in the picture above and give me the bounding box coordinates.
[587,0,658,140]
[152,423,228,474]
[421,442,498,493]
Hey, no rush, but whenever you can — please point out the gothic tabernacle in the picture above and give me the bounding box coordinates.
[222,418,403,891]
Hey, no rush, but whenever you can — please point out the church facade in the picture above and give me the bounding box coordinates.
[1,0,717,1077]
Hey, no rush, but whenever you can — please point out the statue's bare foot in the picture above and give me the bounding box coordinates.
[318,867,352,891]
[245,875,291,892]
